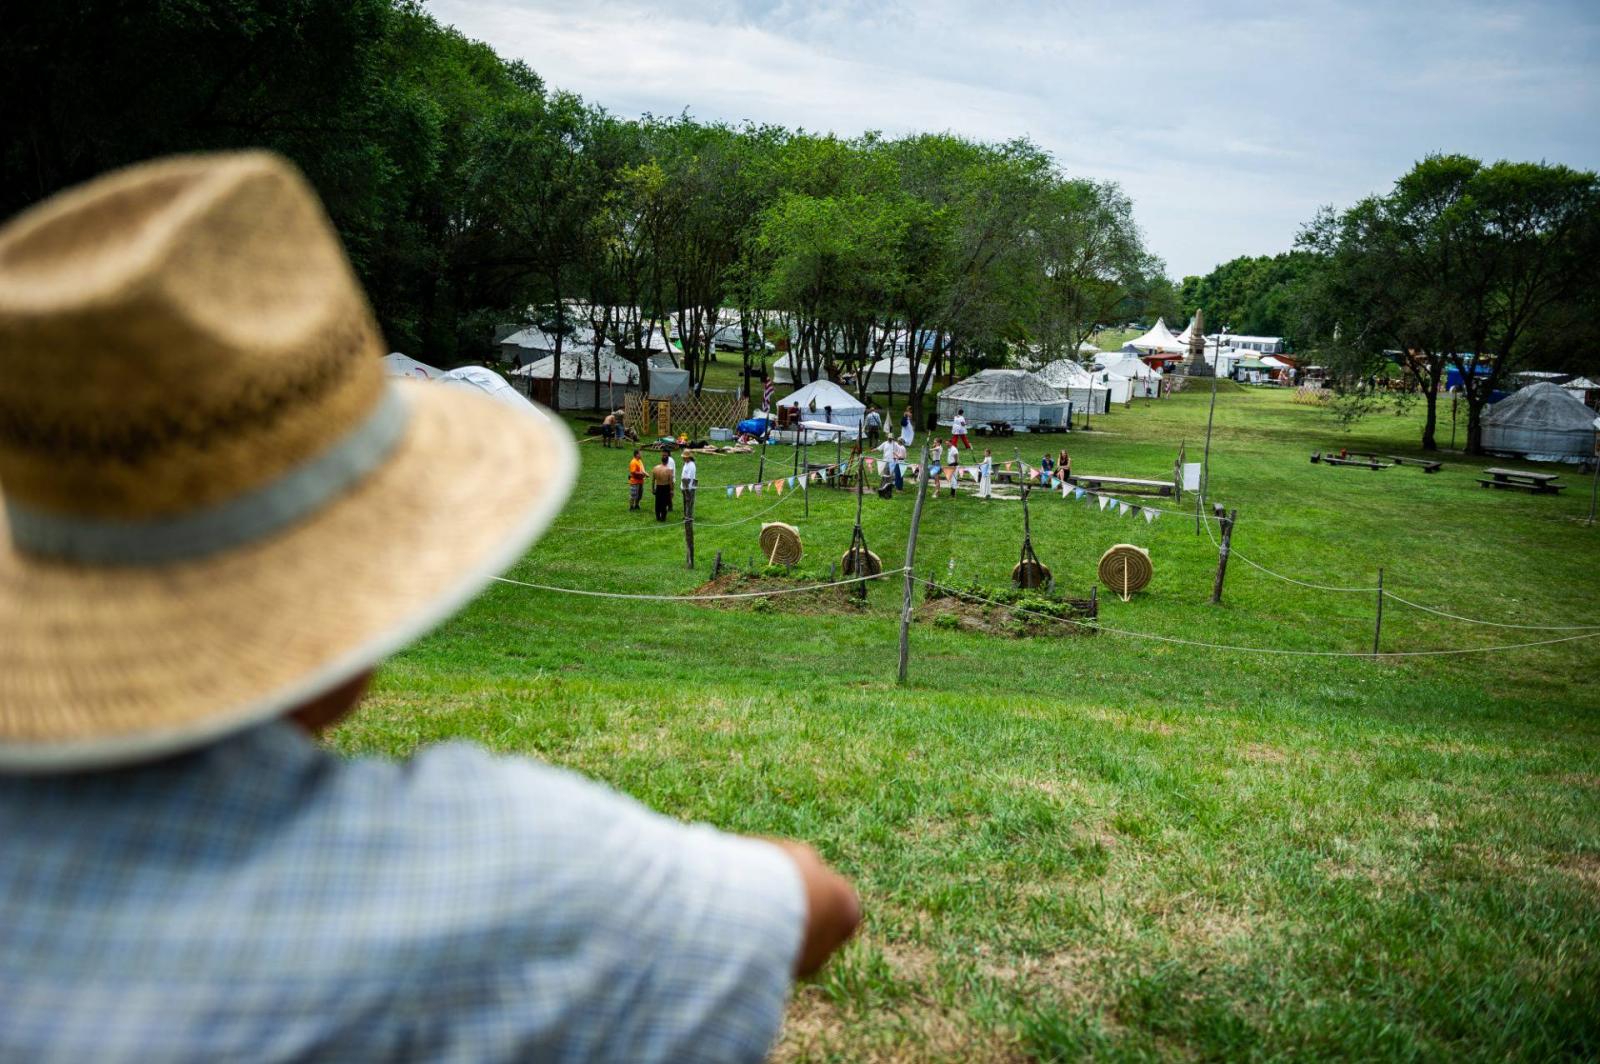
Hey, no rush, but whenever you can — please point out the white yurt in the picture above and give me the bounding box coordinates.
[1037,359,1110,414]
[1481,382,1599,462]
[381,352,444,379]
[861,355,916,395]
[777,379,866,431]
[438,366,545,417]
[1097,355,1161,399]
[509,351,639,409]
[936,370,1069,430]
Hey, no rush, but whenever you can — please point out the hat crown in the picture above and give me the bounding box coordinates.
[0,152,384,524]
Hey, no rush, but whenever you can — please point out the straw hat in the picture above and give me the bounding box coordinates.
[0,152,575,771]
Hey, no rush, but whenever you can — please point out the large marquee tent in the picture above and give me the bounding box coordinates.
[936,369,1069,430]
[1127,318,1187,355]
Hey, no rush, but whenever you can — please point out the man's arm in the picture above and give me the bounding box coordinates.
[764,840,861,976]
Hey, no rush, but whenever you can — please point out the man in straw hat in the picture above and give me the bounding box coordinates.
[0,152,859,1061]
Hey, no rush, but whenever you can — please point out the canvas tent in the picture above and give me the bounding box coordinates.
[1036,359,1110,414]
[1481,382,1599,462]
[861,355,916,394]
[777,379,865,431]
[509,351,639,409]
[936,369,1069,430]
[772,352,822,386]
[382,352,443,379]
[438,366,546,418]
[646,354,689,398]
[1127,318,1187,355]
[1097,355,1161,399]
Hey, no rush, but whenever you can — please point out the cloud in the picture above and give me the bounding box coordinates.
[430,0,1600,278]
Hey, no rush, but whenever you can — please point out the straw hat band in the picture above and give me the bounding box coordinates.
[5,384,409,565]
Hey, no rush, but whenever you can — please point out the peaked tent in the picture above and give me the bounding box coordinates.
[772,352,822,386]
[439,366,547,419]
[1127,317,1187,355]
[1481,382,1599,462]
[777,379,866,430]
[936,369,1069,429]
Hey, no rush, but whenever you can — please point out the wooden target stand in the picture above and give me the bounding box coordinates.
[840,456,882,595]
[1011,486,1053,590]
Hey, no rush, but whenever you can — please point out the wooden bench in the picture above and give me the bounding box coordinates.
[1069,474,1175,497]
[1386,455,1442,473]
[1478,468,1564,494]
[1311,451,1391,469]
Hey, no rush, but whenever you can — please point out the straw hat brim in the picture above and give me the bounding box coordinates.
[0,378,576,771]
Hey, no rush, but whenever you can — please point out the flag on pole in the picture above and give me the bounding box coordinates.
[761,376,774,413]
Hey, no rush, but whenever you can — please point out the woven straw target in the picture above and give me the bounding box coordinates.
[759,522,803,566]
[1011,559,1052,589]
[841,547,883,578]
[1098,544,1152,600]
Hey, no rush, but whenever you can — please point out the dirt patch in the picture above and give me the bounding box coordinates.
[689,570,875,616]
[914,597,1092,639]
[1558,852,1600,891]
[1240,742,1289,765]
[775,987,1026,1063]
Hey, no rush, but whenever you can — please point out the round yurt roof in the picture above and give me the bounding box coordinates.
[1484,381,1598,432]
[940,369,1063,405]
[382,352,444,379]
[1036,359,1096,388]
[778,378,864,413]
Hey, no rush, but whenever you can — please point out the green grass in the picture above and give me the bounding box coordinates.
[332,382,1600,1062]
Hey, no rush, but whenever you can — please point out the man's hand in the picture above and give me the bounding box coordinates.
[767,840,861,977]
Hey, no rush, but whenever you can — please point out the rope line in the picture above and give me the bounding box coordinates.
[549,489,796,535]
[491,568,906,601]
[1379,590,1600,631]
[910,577,1600,659]
[1202,512,1380,593]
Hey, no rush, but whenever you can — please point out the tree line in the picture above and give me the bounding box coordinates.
[2,0,1172,417]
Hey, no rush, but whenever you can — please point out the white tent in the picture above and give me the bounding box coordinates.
[438,366,546,418]
[777,379,865,430]
[1037,360,1111,415]
[509,351,639,409]
[861,355,916,394]
[381,352,443,379]
[936,369,1069,429]
[772,352,822,386]
[1096,355,1160,399]
[1482,382,1599,462]
[1128,318,1187,355]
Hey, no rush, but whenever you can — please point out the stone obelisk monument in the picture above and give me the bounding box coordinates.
[1183,307,1214,377]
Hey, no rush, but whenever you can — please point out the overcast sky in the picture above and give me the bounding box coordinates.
[430,0,1600,279]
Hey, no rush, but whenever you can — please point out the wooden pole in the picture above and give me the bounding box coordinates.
[1200,369,1219,509]
[1372,567,1385,657]
[803,430,810,518]
[684,506,694,569]
[898,443,932,683]
[1210,507,1237,604]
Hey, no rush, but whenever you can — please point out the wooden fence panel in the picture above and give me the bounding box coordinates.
[624,390,748,441]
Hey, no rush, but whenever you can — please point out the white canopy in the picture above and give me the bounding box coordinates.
[510,351,640,385]
[777,379,865,428]
[381,352,444,379]
[1260,355,1292,370]
[1128,318,1187,354]
[772,352,822,386]
[1097,355,1160,380]
[438,366,545,417]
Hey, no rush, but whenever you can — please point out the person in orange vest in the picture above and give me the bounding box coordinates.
[627,449,646,511]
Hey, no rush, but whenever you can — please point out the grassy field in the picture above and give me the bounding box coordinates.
[333,381,1600,1061]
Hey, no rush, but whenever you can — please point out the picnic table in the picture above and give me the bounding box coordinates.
[1478,467,1565,494]
[1069,474,1175,497]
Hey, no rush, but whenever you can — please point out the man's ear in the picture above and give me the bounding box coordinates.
[289,670,375,736]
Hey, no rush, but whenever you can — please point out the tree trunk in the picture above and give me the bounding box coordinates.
[1420,385,1438,451]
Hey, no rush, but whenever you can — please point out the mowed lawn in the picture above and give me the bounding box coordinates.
[333,380,1600,1061]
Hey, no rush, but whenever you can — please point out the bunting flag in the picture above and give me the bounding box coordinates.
[726,485,734,498]
[1143,508,1156,524]
[1060,478,1070,498]
[789,476,797,488]
[1099,495,1110,511]
[736,485,745,497]
[1119,502,1131,516]
[774,479,784,495]
[755,483,764,495]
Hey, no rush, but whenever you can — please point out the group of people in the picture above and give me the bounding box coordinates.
[862,403,918,450]
[627,446,697,521]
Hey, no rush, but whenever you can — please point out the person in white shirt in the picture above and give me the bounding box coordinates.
[978,449,994,500]
[877,436,897,490]
[944,441,960,497]
[680,453,697,519]
[891,438,907,490]
[950,410,970,450]
[900,408,914,446]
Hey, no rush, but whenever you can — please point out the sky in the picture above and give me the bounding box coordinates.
[430,0,1600,279]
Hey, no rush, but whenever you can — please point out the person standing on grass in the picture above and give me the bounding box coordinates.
[945,439,960,497]
[651,454,674,521]
[900,407,914,447]
[892,437,907,491]
[680,451,697,520]
[602,410,617,448]
[877,432,897,488]
[951,409,971,450]
[0,152,858,1064]
[628,449,646,510]
[978,449,994,500]
[662,448,676,512]
[864,405,882,447]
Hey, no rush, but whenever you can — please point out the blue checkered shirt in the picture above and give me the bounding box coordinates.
[0,721,804,1062]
